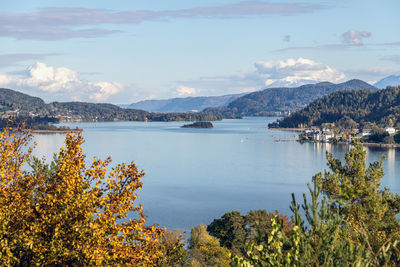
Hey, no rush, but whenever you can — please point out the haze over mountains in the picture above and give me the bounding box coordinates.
[125,93,245,113]
[124,79,383,115]
[374,75,400,89]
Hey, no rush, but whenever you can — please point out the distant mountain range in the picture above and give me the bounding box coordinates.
[203,79,377,117]
[124,79,378,116]
[374,75,400,89]
[0,77,389,126]
[269,86,400,129]
[124,93,245,112]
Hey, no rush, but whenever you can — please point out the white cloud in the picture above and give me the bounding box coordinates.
[89,82,123,101]
[0,59,352,104]
[175,85,197,96]
[342,29,371,46]
[172,58,347,98]
[253,58,346,87]
[0,62,122,102]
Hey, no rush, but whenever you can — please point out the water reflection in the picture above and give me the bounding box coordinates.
[32,133,66,161]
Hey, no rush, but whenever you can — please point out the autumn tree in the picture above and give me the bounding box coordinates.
[0,126,179,266]
[156,230,188,266]
[187,224,231,267]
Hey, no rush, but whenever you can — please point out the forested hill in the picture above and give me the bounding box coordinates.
[0,88,47,112]
[269,86,400,128]
[0,88,222,122]
[203,79,377,117]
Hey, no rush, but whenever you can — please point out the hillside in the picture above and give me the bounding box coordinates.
[0,88,47,113]
[203,79,377,117]
[269,86,400,128]
[126,93,244,112]
[374,75,400,89]
[0,88,222,123]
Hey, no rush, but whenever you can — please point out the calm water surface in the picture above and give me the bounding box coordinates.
[32,117,400,231]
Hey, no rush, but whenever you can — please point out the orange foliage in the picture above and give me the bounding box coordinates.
[0,126,165,266]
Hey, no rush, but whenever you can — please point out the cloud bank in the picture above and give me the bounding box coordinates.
[175,85,197,96]
[0,62,122,102]
[175,58,346,97]
[254,58,345,87]
[0,58,349,103]
[0,2,327,40]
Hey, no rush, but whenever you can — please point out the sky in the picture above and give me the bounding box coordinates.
[0,0,399,104]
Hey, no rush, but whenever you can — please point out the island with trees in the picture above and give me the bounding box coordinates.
[181,121,214,128]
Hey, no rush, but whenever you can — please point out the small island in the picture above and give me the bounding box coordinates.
[181,121,213,128]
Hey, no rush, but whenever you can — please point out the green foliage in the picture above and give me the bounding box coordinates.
[207,211,247,256]
[233,142,400,266]
[336,116,358,129]
[188,224,231,267]
[207,210,292,259]
[0,88,47,113]
[181,121,214,128]
[322,142,400,255]
[364,127,390,143]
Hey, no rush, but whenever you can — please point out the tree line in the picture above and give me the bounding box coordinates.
[0,87,222,124]
[270,86,400,130]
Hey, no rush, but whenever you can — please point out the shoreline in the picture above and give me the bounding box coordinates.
[272,128,400,148]
[24,129,84,134]
[350,142,399,148]
[300,140,400,148]
[269,127,306,132]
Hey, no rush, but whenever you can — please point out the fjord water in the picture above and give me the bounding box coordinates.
[33,117,400,231]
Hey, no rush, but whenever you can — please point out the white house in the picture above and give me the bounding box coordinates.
[386,127,396,135]
[322,133,333,143]
[313,132,321,141]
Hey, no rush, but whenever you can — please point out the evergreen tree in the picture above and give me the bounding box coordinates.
[233,143,400,266]
[207,211,247,256]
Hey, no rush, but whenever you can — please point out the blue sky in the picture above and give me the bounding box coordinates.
[0,0,399,103]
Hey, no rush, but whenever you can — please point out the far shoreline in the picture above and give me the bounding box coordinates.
[269,127,306,132]
[24,129,84,134]
[269,128,400,148]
